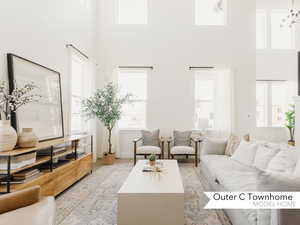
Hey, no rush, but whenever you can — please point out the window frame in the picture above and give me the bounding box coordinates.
[117,69,148,130]
[194,71,217,130]
[256,10,267,49]
[256,80,290,128]
[70,52,90,135]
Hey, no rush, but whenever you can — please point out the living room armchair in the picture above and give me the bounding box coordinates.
[0,185,55,225]
[133,129,164,165]
[167,130,201,167]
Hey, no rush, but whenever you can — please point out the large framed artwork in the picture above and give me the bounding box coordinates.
[7,53,64,142]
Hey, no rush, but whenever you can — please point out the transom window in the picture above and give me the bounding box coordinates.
[195,0,226,25]
[271,10,295,49]
[117,0,148,24]
[118,69,147,129]
[256,10,267,49]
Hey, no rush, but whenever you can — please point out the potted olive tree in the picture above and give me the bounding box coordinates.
[82,82,131,165]
[285,104,295,146]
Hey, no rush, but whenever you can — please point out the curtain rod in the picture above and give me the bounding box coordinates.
[256,79,287,82]
[118,66,154,70]
[189,66,214,70]
[66,44,89,59]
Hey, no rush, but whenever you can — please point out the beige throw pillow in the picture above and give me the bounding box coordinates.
[225,135,241,156]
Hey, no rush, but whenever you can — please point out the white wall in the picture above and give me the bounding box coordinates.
[0,0,99,158]
[97,0,256,158]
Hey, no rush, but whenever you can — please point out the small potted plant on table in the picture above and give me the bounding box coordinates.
[285,104,295,146]
[82,82,131,165]
[149,154,156,166]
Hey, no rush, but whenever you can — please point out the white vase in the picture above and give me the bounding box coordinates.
[18,128,39,148]
[0,120,17,152]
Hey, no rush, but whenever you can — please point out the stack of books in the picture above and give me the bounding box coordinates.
[1,168,42,184]
[37,146,67,156]
[0,152,37,170]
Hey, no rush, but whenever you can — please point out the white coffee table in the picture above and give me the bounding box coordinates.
[118,160,184,225]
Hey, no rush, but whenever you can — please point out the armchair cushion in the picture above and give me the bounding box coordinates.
[171,146,195,154]
[141,130,160,147]
[137,146,161,154]
[173,130,192,146]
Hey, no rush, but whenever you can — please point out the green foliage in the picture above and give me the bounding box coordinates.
[149,154,156,161]
[285,104,295,141]
[82,82,131,153]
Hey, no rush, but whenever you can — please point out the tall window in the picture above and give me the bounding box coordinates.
[71,52,94,134]
[195,0,226,25]
[118,0,148,24]
[195,69,233,132]
[256,10,267,49]
[271,10,295,49]
[195,73,216,129]
[118,69,147,129]
[256,80,295,127]
[71,53,86,134]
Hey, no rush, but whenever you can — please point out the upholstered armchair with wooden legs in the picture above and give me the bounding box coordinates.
[167,130,201,167]
[0,185,55,225]
[133,129,164,165]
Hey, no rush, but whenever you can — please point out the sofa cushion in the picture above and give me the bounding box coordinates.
[201,138,227,155]
[137,146,161,154]
[253,145,280,170]
[201,155,257,225]
[201,155,257,192]
[174,130,192,146]
[231,140,259,166]
[266,150,299,174]
[141,129,160,147]
[171,146,194,154]
[256,169,300,192]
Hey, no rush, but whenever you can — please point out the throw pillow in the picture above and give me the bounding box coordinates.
[224,135,241,156]
[253,145,280,170]
[141,129,160,147]
[174,130,192,146]
[266,150,299,174]
[231,140,259,166]
[201,138,227,155]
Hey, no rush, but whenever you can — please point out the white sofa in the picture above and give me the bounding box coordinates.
[200,138,300,225]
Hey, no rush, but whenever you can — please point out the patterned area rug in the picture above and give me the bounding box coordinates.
[56,160,231,225]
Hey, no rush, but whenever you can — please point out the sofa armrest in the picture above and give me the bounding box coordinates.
[0,186,41,214]
[200,138,227,156]
[0,196,55,225]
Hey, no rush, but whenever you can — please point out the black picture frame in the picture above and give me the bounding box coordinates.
[7,53,64,142]
[298,52,300,96]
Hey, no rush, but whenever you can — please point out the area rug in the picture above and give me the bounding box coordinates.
[55,160,231,225]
